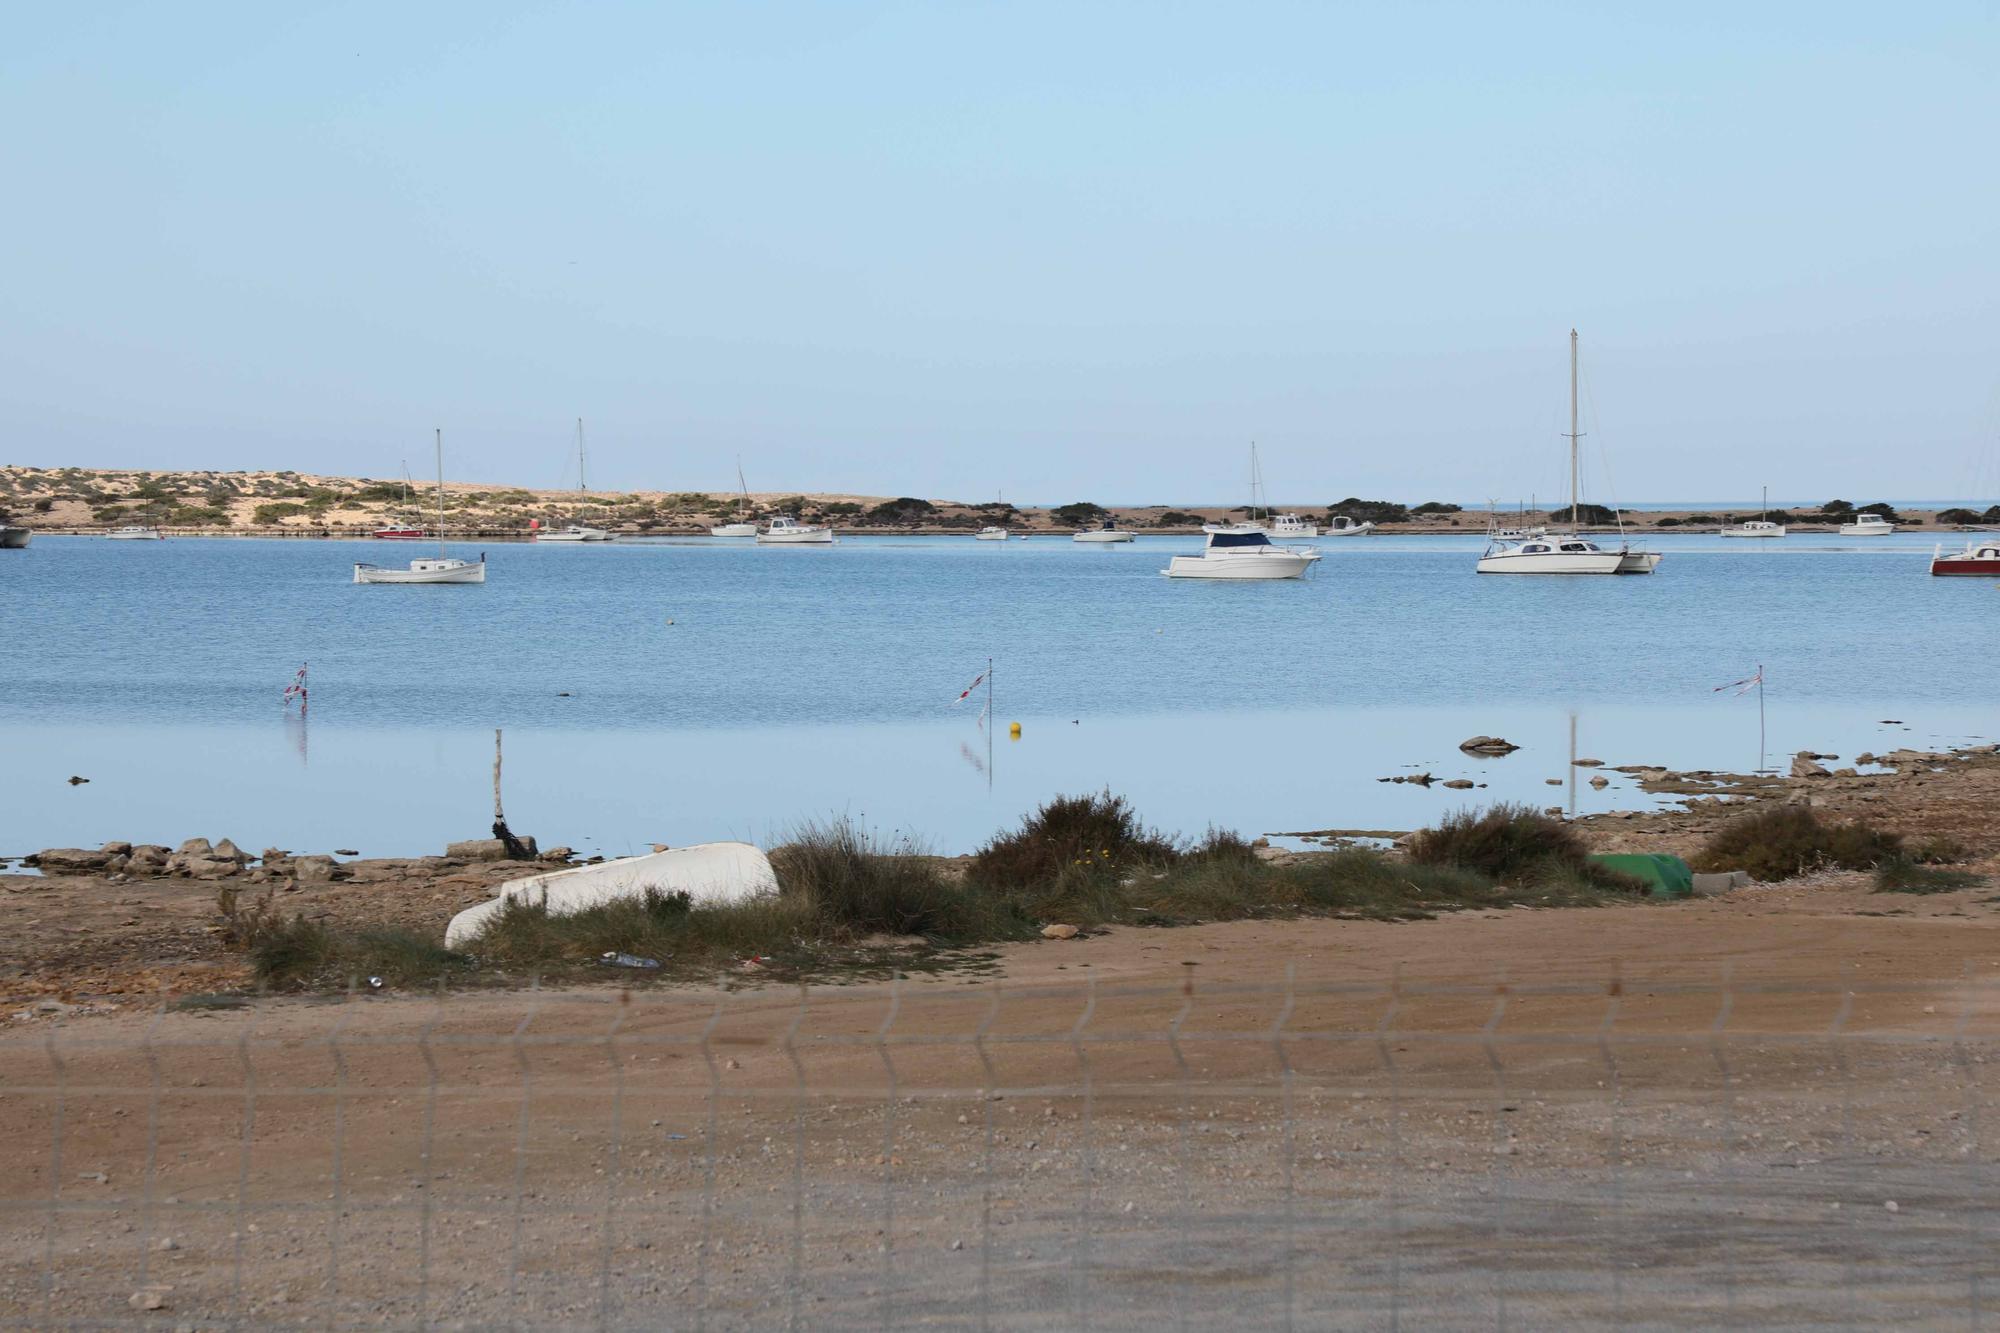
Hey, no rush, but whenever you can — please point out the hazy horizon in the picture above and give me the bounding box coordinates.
[4,4,1996,504]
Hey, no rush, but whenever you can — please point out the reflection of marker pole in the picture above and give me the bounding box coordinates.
[1758,664,1766,774]
[986,657,994,792]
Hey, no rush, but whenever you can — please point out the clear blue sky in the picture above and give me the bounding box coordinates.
[2,3,1995,505]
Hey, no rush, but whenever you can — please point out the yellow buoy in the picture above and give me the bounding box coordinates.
[1008,721,1023,739]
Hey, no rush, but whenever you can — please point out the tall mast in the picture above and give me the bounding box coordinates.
[434,428,446,558]
[576,418,587,496]
[736,457,749,520]
[1568,328,1581,531]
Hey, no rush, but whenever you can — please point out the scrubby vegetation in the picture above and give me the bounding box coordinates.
[1873,858,1983,894]
[1691,805,1904,882]
[239,798,1660,990]
[1406,803,1640,892]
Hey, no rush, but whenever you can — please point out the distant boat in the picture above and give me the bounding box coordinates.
[534,419,611,541]
[757,515,835,545]
[373,525,428,540]
[1839,512,1895,537]
[1322,514,1375,537]
[1073,517,1134,543]
[711,460,758,537]
[1164,527,1320,580]
[975,526,1011,541]
[354,430,487,585]
[106,526,163,540]
[1478,330,1658,575]
[0,525,30,549]
[1930,537,2000,576]
[1721,487,1786,538]
[1270,512,1320,538]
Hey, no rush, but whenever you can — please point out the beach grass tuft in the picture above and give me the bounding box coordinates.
[1691,805,1903,882]
[1406,803,1637,891]
[965,791,1184,906]
[252,920,471,989]
[1872,857,1984,894]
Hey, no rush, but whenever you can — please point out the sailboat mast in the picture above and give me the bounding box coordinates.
[736,457,749,520]
[434,428,446,558]
[577,418,587,496]
[1568,329,1580,531]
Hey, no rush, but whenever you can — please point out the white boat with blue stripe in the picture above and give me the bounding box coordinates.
[1164,526,1321,580]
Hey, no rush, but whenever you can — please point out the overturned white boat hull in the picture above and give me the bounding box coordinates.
[444,841,779,949]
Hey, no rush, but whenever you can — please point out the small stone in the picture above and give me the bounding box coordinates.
[1588,775,1610,789]
[1885,1200,1900,1213]
[1441,779,1475,790]
[1041,923,1080,940]
[129,1290,168,1311]
[156,1237,177,1251]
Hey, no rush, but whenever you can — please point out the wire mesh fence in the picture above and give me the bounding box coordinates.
[4,968,1997,1328]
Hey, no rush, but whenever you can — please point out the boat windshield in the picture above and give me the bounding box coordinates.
[1208,531,1272,549]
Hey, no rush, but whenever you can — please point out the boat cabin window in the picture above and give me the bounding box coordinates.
[1521,543,1549,554]
[1209,531,1271,549]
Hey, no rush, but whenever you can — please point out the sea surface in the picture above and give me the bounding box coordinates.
[2,531,1993,859]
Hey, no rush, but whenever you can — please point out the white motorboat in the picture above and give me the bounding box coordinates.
[535,419,612,541]
[355,430,488,585]
[1323,514,1375,536]
[106,526,163,540]
[1930,538,2000,576]
[1479,330,1658,576]
[1270,513,1319,538]
[711,459,758,536]
[1839,512,1895,536]
[1073,517,1134,543]
[535,522,611,542]
[975,526,1011,541]
[0,525,30,549]
[1721,487,1786,538]
[757,515,835,544]
[1164,527,1320,579]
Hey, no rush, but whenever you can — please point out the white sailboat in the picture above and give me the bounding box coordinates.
[1477,330,1659,575]
[1720,487,1786,538]
[354,431,487,584]
[534,419,611,541]
[106,526,164,540]
[975,526,1011,541]
[710,460,758,537]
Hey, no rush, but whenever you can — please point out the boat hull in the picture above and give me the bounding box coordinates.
[1476,550,1629,574]
[1616,550,1662,574]
[756,530,835,544]
[1164,552,1317,579]
[1719,526,1785,538]
[709,523,757,537]
[1322,521,1375,537]
[106,529,163,540]
[0,527,29,549]
[353,560,486,584]
[534,528,611,542]
[1930,559,1998,576]
[1838,524,1895,536]
[373,529,429,540]
[975,531,1010,541]
[1073,531,1134,543]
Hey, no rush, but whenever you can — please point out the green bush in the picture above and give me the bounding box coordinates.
[253,918,470,989]
[1691,805,1902,882]
[966,792,1182,904]
[254,501,308,524]
[1411,501,1462,514]
[1408,803,1632,890]
[1328,497,1409,524]
[771,819,1020,943]
[1873,858,1983,894]
[1156,510,1206,526]
[1052,501,1109,526]
[865,497,937,524]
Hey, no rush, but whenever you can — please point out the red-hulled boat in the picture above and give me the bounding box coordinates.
[1930,539,2000,576]
[373,526,428,540]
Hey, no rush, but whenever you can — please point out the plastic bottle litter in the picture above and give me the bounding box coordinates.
[600,951,662,970]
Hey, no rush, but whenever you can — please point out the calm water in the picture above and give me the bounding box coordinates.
[2,532,1993,857]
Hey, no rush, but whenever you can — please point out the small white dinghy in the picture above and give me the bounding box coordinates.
[1164,526,1321,579]
[355,429,488,585]
[1322,514,1375,536]
[444,841,779,949]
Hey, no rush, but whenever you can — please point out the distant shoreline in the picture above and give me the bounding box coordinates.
[3,464,1990,540]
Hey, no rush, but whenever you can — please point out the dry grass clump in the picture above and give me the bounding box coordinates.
[1692,805,1903,882]
[965,792,1185,917]
[253,919,470,989]
[1407,803,1637,892]
[1872,858,1984,895]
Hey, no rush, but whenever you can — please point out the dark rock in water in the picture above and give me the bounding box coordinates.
[334,849,359,856]
[1572,758,1605,768]
[539,846,574,863]
[1441,779,1475,789]
[30,848,114,874]
[1458,736,1521,755]
[67,776,89,786]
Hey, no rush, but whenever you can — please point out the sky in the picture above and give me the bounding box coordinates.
[2,3,1996,506]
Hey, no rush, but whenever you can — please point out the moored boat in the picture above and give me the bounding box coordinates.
[355,430,488,585]
[1839,513,1895,536]
[373,526,428,540]
[711,460,758,536]
[975,526,1011,541]
[1720,488,1786,538]
[757,515,835,544]
[0,525,30,549]
[106,526,163,540]
[1323,514,1375,537]
[1164,527,1320,579]
[1930,538,2000,576]
[1270,513,1319,538]
[1073,517,1134,543]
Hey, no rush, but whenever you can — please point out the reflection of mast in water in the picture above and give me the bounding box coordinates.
[285,710,308,767]
[1567,710,1578,818]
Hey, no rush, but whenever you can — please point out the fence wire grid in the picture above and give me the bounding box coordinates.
[5,968,1998,1329]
